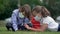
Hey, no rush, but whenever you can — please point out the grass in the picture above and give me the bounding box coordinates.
[0,27,60,34]
[0,20,60,34]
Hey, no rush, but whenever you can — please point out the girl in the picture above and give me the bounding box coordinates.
[30,11,41,29]
[6,4,32,31]
[32,5,60,32]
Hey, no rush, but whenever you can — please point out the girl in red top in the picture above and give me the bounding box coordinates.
[31,16,41,29]
[25,12,41,31]
[27,9,41,31]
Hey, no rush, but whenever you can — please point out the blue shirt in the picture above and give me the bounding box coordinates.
[11,9,30,31]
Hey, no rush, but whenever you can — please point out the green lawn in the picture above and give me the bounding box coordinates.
[0,20,60,34]
[0,27,60,34]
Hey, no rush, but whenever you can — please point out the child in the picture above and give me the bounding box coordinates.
[6,4,32,31]
[32,5,60,32]
[31,11,41,29]
[23,9,41,31]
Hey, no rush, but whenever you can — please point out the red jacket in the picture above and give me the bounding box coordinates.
[31,16,41,29]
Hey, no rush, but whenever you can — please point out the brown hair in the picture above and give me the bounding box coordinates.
[21,4,31,19]
[32,5,50,17]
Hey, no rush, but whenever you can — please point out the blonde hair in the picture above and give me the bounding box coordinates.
[32,5,50,17]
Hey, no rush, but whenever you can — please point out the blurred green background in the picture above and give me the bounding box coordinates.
[0,0,60,20]
[0,0,60,34]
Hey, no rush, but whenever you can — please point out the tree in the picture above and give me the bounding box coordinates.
[0,0,18,20]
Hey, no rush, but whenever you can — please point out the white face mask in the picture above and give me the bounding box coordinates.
[34,16,41,21]
[19,12,24,18]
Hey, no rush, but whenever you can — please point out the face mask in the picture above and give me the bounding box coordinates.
[34,16,41,21]
[19,12,24,18]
